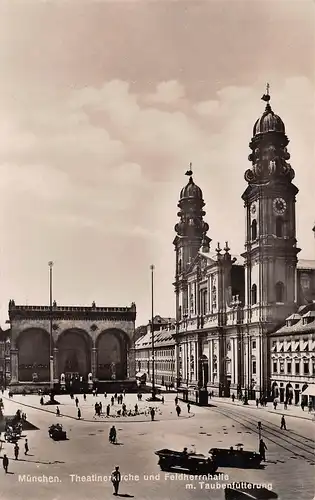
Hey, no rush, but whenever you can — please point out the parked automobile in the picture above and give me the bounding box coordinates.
[209,444,262,469]
[155,448,218,474]
[48,424,67,441]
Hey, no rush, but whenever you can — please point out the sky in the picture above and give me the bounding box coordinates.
[0,0,314,328]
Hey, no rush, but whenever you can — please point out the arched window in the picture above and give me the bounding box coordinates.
[251,284,257,305]
[275,281,284,303]
[178,259,182,273]
[251,219,257,240]
[276,217,284,237]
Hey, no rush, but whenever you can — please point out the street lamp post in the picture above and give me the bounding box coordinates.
[150,264,156,398]
[48,261,54,390]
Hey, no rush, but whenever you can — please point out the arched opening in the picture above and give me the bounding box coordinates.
[275,281,284,302]
[17,329,50,382]
[96,329,129,380]
[251,219,257,240]
[276,217,284,237]
[285,383,294,403]
[57,329,91,380]
[271,381,279,399]
[251,284,257,305]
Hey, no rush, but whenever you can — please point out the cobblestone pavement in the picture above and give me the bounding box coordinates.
[0,392,314,500]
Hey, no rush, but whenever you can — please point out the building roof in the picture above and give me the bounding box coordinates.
[135,328,175,348]
[297,259,315,270]
[272,305,315,336]
[149,315,175,325]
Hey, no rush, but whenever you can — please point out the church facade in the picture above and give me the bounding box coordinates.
[9,300,136,388]
[173,91,315,400]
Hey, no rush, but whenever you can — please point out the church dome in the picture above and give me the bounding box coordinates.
[180,176,203,200]
[253,94,285,136]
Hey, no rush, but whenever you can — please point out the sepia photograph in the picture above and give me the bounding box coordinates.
[0,1,314,499]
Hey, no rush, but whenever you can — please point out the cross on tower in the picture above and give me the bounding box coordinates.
[185,162,193,177]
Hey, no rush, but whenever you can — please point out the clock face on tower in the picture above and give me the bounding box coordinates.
[273,197,287,215]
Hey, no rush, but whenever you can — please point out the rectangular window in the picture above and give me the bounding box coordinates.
[252,361,256,374]
[287,362,291,374]
[280,363,284,373]
[313,363,315,375]
[252,341,256,349]
[304,363,309,375]
[273,362,277,373]
[295,362,300,374]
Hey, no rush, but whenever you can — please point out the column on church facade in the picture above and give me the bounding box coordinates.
[232,338,237,386]
[208,339,213,384]
[188,341,192,383]
[53,347,59,381]
[182,342,186,383]
[194,340,198,384]
[255,334,261,394]
[215,339,220,387]
[10,348,19,383]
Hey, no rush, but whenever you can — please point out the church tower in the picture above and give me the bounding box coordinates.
[173,166,211,320]
[242,86,300,322]
[242,87,300,397]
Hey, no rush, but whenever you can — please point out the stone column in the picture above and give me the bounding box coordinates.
[10,348,19,383]
[127,344,136,379]
[53,347,59,382]
[194,341,198,385]
[208,340,213,384]
[91,347,97,379]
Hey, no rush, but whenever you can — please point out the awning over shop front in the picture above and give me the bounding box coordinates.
[136,372,146,378]
[301,384,315,397]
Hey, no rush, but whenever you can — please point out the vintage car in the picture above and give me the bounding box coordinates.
[48,424,67,441]
[155,448,218,474]
[225,483,278,499]
[4,429,20,443]
[209,445,262,468]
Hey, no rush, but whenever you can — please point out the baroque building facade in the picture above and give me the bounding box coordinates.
[9,300,136,388]
[173,92,315,400]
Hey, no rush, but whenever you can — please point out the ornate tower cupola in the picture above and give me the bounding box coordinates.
[242,85,300,323]
[174,165,211,275]
[245,84,295,186]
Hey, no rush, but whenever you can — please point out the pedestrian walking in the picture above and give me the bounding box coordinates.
[259,439,267,461]
[83,393,86,401]
[256,398,259,408]
[111,466,121,496]
[150,408,155,421]
[175,396,178,406]
[161,396,164,404]
[14,443,19,460]
[24,438,29,455]
[75,397,79,407]
[176,405,181,417]
[284,400,288,410]
[187,403,190,413]
[56,406,60,417]
[106,404,110,417]
[77,408,81,419]
[231,394,235,402]
[273,400,277,410]
[280,415,286,430]
[2,454,9,473]
[111,396,114,406]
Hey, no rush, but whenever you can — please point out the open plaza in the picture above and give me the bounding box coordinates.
[0,390,314,500]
